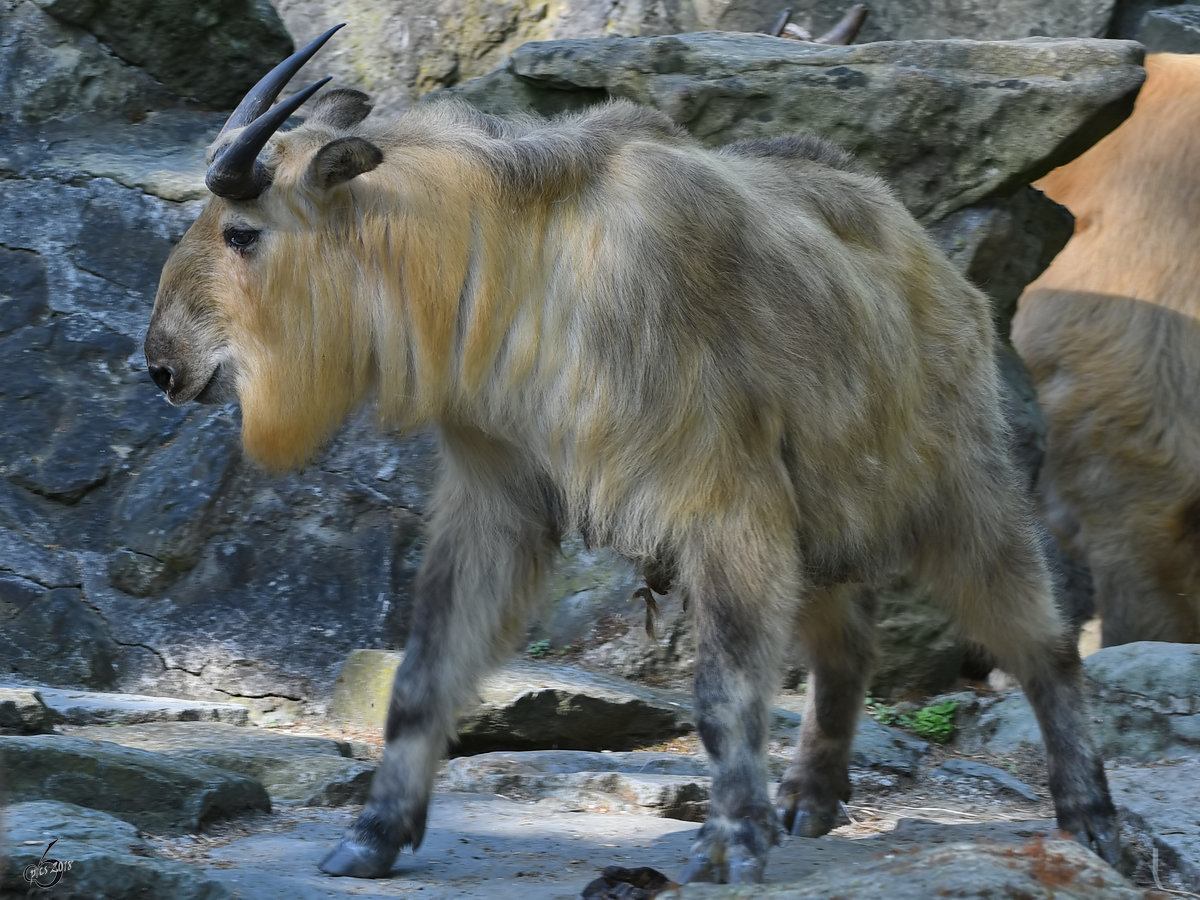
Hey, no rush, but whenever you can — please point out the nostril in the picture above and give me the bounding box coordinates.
[148,363,176,394]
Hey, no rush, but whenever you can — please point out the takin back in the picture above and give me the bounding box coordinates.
[144,27,1119,884]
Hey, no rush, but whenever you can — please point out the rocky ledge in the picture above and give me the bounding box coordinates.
[3,643,1198,898]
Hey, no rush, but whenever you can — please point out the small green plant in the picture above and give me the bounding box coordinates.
[526,639,553,659]
[901,700,958,743]
[865,694,900,727]
[866,696,957,743]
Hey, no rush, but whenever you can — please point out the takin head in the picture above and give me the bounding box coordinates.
[144,25,385,470]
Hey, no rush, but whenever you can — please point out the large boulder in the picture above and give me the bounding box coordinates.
[33,0,294,108]
[1138,5,1200,52]
[269,0,816,114]
[958,642,1200,760]
[67,720,375,807]
[445,33,1144,223]
[0,734,271,832]
[269,0,1128,112]
[330,650,695,751]
[0,1,171,125]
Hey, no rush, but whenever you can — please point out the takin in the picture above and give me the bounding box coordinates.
[144,27,1119,884]
[1013,53,1200,647]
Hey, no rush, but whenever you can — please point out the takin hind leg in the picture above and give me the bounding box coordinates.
[776,583,878,838]
[320,446,559,878]
[917,516,1121,865]
[678,541,800,885]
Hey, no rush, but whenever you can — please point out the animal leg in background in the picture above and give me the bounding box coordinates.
[776,583,878,838]
[320,441,558,878]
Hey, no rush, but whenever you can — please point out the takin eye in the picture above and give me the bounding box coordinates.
[223,226,261,254]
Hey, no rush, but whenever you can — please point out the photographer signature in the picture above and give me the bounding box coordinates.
[23,838,72,889]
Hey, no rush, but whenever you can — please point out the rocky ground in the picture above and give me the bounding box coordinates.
[3,642,1199,899]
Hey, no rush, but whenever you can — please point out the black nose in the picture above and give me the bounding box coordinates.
[148,363,175,394]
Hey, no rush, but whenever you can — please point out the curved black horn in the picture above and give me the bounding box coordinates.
[206,77,332,199]
[217,23,345,139]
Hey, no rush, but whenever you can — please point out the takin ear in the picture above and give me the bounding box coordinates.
[308,137,383,190]
[306,88,374,129]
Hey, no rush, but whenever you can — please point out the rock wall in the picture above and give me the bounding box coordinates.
[270,0,1137,112]
[0,0,1153,713]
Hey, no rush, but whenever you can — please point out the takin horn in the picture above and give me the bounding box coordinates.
[206,24,343,200]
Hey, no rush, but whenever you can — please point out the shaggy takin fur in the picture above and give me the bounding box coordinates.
[145,65,1119,882]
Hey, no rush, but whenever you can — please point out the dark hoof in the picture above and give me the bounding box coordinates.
[679,851,718,884]
[318,838,397,878]
[726,847,767,884]
[777,804,842,838]
[1067,821,1124,870]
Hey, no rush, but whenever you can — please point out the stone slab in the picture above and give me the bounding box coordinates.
[1,734,270,832]
[0,683,252,726]
[66,721,374,807]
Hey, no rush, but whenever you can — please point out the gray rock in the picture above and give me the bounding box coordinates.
[0,523,80,587]
[67,721,374,807]
[0,245,50,336]
[769,697,930,774]
[665,838,1143,898]
[9,683,251,725]
[446,34,1144,222]
[929,187,1075,335]
[0,574,119,689]
[777,0,1118,44]
[459,660,696,752]
[34,0,294,108]
[272,0,795,115]
[332,651,694,751]
[443,750,712,820]
[1138,4,1200,53]
[1110,758,1200,890]
[439,725,926,822]
[870,579,965,700]
[0,110,219,202]
[1,734,271,831]
[958,642,1200,760]
[0,112,439,717]
[107,411,241,596]
[0,2,172,125]
[935,757,1041,802]
[533,536,642,650]
[1109,0,1168,40]
[2,800,229,899]
[0,686,55,734]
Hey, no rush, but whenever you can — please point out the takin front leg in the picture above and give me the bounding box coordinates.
[776,583,877,838]
[320,463,558,878]
[678,556,797,885]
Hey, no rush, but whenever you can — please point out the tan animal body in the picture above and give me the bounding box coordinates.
[1014,52,1200,647]
[145,28,1118,884]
